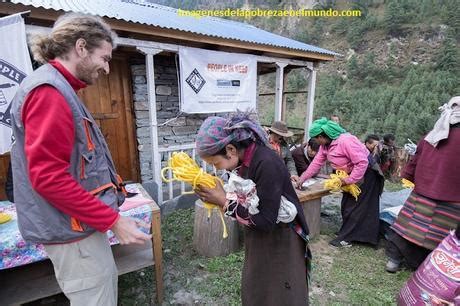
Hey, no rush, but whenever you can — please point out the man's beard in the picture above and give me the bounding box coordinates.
[76,58,98,85]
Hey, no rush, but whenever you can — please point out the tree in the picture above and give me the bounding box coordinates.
[361,52,379,86]
[383,0,406,35]
[442,0,460,37]
[436,31,460,74]
[347,20,365,49]
[347,55,360,80]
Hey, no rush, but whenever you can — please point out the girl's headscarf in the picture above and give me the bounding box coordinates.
[309,117,346,140]
[196,111,269,156]
[425,96,460,147]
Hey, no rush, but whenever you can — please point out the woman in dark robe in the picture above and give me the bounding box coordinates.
[5,161,14,202]
[385,96,460,272]
[194,113,310,306]
[296,118,381,248]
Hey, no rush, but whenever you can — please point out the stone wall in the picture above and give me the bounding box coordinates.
[131,55,210,183]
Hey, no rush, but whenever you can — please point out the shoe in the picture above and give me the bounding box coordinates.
[329,239,352,248]
[385,259,401,273]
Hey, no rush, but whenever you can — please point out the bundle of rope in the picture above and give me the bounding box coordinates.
[323,170,361,201]
[161,152,228,238]
[0,212,11,224]
[401,178,415,189]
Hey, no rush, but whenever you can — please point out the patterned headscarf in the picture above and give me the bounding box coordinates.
[309,117,346,140]
[196,111,269,156]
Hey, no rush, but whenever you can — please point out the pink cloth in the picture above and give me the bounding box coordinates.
[299,133,369,185]
[119,195,154,212]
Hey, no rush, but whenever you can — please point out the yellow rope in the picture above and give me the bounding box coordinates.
[161,152,228,238]
[0,212,11,224]
[324,170,361,201]
[401,178,415,189]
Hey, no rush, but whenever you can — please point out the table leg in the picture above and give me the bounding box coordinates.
[151,211,163,304]
[301,198,322,239]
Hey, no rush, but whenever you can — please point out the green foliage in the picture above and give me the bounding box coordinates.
[313,0,460,144]
[315,64,459,145]
[347,55,359,80]
[436,31,460,74]
[257,0,460,147]
[257,96,275,126]
[385,43,400,79]
[383,0,407,35]
[347,52,384,86]
[330,17,348,35]
[295,17,328,45]
[314,0,337,10]
[346,15,377,49]
[441,0,460,36]
[287,70,308,91]
[361,52,380,86]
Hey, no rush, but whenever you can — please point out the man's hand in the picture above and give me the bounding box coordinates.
[111,215,152,245]
[195,181,227,207]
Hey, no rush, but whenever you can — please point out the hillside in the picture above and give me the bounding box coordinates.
[150,0,459,145]
[248,0,459,145]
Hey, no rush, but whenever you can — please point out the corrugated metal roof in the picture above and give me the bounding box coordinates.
[9,0,338,57]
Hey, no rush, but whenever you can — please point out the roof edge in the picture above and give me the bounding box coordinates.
[0,1,336,61]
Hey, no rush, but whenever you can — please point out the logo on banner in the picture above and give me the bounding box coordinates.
[185,68,206,93]
[0,59,26,128]
[216,79,241,87]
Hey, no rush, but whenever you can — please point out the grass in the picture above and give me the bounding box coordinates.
[117,205,412,305]
[309,242,411,305]
[119,208,244,305]
[200,252,243,305]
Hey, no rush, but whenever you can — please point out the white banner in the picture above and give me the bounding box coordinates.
[179,47,257,114]
[0,14,33,154]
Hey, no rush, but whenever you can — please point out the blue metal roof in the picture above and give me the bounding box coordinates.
[10,0,338,58]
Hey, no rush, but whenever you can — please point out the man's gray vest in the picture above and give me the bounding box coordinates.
[10,64,123,244]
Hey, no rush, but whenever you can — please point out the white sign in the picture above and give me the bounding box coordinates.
[179,47,257,113]
[0,14,33,154]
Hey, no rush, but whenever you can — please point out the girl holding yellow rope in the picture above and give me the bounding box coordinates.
[296,118,381,249]
[194,112,311,306]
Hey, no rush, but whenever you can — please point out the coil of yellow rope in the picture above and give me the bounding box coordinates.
[0,212,11,224]
[324,170,361,201]
[401,178,415,189]
[161,152,228,238]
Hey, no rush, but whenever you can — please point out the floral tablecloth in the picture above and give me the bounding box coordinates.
[0,184,153,270]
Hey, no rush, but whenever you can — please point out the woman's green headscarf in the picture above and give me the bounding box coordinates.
[309,117,346,140]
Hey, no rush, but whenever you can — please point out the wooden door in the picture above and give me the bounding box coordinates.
[0,153,9,200]
[78,55,139,183]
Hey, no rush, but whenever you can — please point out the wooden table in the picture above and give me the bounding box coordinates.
[0,184,164,305]
[295,179,330,239]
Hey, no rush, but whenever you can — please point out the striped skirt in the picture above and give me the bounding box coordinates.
[391,191,460,250]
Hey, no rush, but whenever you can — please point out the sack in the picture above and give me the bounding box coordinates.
[277,196,297,224]
[397,231,460,305]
